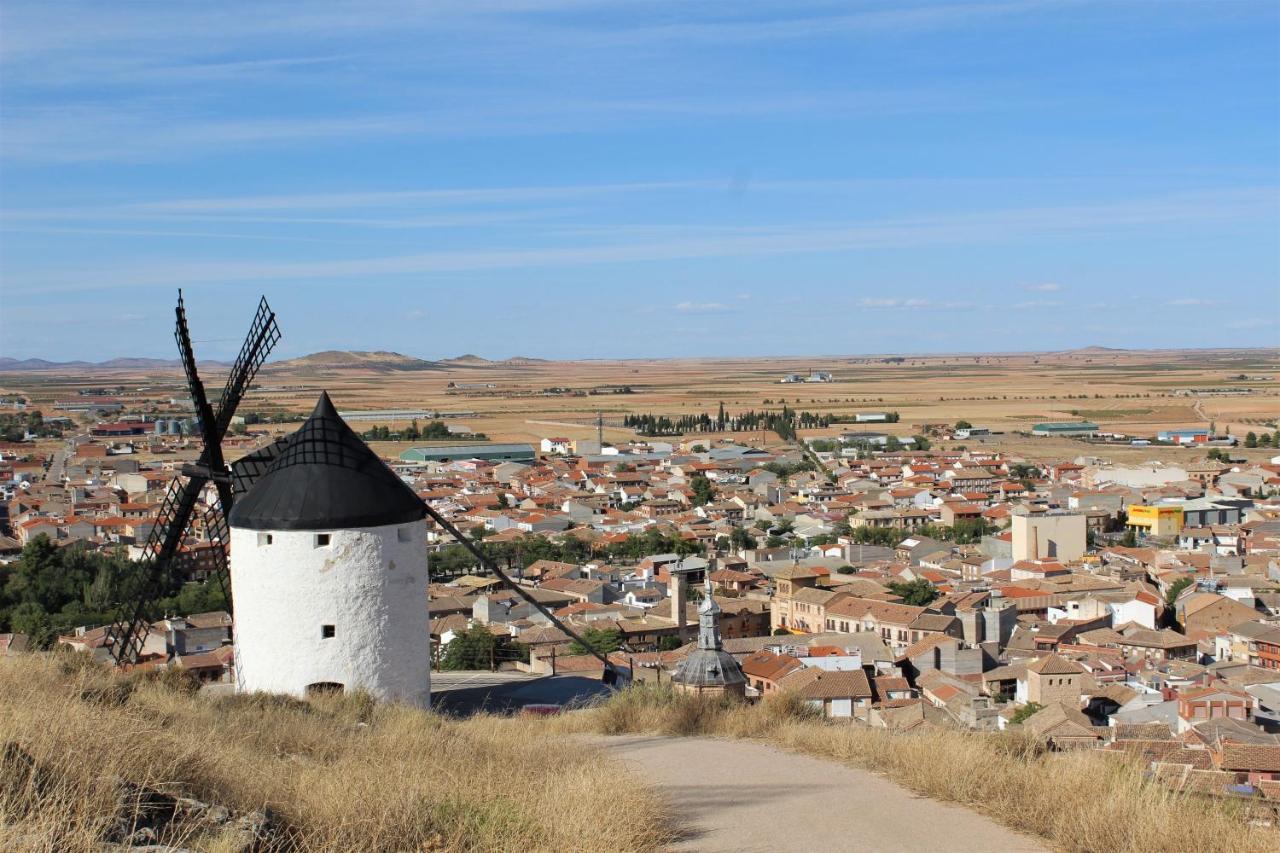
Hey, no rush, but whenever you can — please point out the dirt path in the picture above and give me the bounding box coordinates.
[596,735,1046,853]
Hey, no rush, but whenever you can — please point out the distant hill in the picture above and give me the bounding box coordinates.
[263,350,442,372]
[0,357,226,372]
[440,354,492,366]
[438,354,550,367]
[1063,346,1128,355]
[0,350,553,375]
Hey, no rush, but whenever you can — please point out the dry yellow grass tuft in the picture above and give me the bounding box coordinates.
[0,653,670,852]
[550,685,1280,853]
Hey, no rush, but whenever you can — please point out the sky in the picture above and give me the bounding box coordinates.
[1,0,1277,362]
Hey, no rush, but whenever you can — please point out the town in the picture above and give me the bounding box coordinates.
[3,348,1280,820]
[3,1,1278,849]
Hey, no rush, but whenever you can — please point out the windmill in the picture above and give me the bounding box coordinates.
[105,292,280,665]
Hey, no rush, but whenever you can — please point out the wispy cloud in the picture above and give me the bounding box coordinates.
[1228,317,1276,330]
[675,301,732,314]
[17,187,1276,294]
[1021,282,1061,292]
[855,297,976,310]
[2,88,992,163]
[2,181,715,221]
[1167,298,1221,307]
[1014,299,1064,309]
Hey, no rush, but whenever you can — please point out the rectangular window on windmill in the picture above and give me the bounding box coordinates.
[315,533,331,548]
[258,533,272,546]
[321,624,335,639]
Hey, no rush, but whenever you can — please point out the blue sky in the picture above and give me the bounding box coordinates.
[2,0,1277,361]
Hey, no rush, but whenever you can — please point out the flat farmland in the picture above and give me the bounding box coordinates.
[5,347,1278,464]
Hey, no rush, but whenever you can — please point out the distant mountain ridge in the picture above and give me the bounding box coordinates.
[263,350,442,372]
[0,350,549,374]
[0,356,229,372]
[440,353,491,366]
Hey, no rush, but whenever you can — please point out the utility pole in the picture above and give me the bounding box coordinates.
[597,410,604,448]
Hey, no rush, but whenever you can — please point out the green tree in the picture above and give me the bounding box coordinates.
[1245,432,1258,448]
[954,420,973,430]
[656,635,683,652]
[729,526,757,551]
[1121,527,1137,547]
[886,578,939,606]
[7,602,53,647]
[440,624,508,671]
[1010,702,1044,725]
[689,475,716,507]
[568,627,624,656]
[1261,433,1274,448]
[1165,576,1194,606]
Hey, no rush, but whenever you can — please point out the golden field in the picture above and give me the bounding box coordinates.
[5,347,1278,465]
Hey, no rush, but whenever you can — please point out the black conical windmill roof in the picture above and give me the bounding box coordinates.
[228,392,426,531]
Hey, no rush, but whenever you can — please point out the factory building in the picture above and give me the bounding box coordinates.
[400,443,536,464]
[1031,421,1098,437]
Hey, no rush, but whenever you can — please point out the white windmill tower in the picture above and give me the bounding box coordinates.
[227,392,431,706]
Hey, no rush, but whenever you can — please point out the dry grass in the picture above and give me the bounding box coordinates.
[0,653,670,853]
[549,685,1280,853]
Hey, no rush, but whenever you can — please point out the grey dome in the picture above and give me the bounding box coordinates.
[670,578,747,690]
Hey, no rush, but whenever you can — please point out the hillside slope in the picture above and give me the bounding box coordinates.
[0,655,667,852]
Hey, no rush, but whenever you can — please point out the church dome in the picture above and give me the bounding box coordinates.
[228,392,426,531]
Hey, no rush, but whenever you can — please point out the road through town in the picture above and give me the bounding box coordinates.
[596,735,1046,853]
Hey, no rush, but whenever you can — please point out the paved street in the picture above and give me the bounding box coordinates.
[430,671,611,716]
[596,735,1046,853]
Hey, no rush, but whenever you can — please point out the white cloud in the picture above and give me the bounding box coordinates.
[1014,300,1064,309]
[1168,298,1220,307]
[675,301,731,314]
[1021,282,1061,292]
[855,297,974,310]
[18,188,1277,294]
[1228,317,1276,330]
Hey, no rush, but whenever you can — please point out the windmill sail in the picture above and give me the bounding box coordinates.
[105,292,280,665]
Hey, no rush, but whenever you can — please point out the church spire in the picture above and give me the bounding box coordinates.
[697,574,722,651]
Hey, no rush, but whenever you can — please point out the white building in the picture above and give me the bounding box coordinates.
[540,437,572,454]
[1011,511,1086,562]
[228,393,431,707]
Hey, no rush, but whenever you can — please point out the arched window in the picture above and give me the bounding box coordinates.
[305,681,344,696]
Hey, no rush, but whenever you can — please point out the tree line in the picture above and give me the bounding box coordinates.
[429,528,709,578]
[0,536,226,648]
[361,420,487,442]
[623,404,836,440]
[0,411,63,442]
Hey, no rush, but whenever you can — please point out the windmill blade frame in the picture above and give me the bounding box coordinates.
[105,292,279,665]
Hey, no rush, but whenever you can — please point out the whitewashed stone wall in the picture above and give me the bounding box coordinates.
[229,521,430,706]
